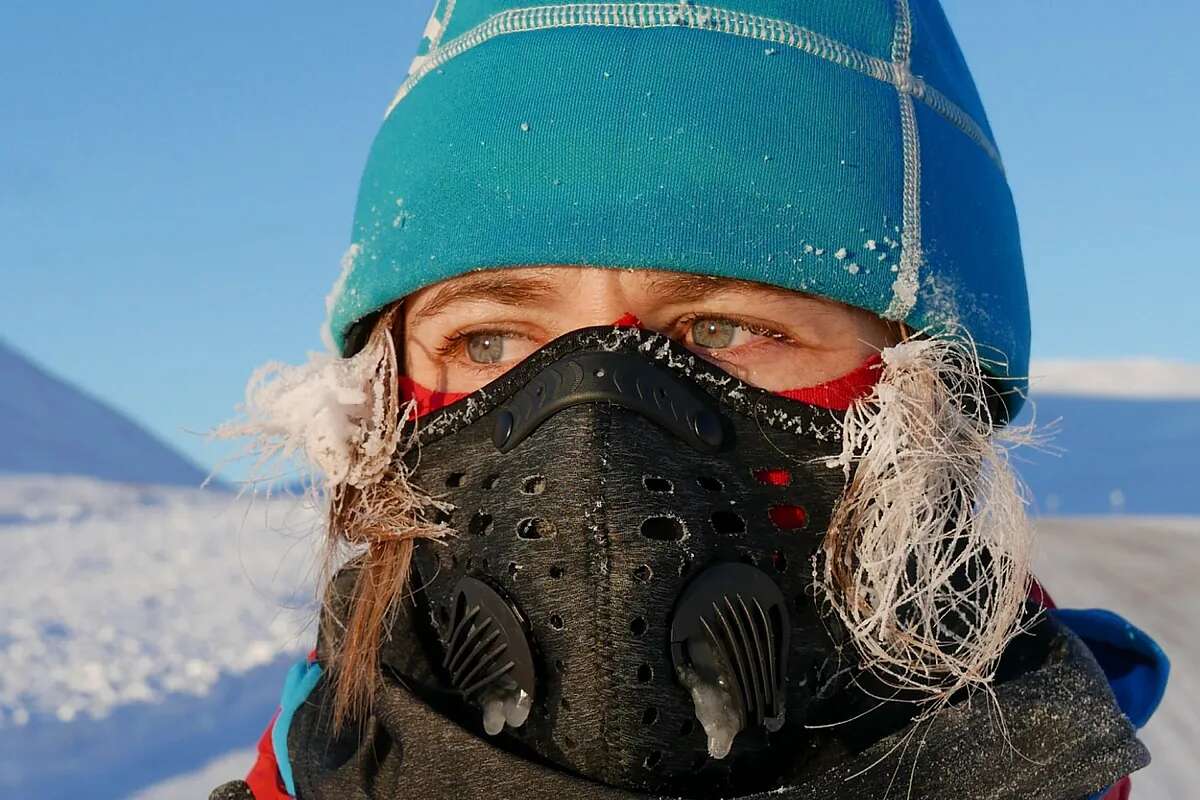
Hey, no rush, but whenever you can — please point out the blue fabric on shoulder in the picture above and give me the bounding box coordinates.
[1052,608,1169,729]
[273,655,324,798]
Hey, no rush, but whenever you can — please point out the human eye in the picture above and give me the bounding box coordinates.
[684,316,786,352]
[465,331,508,364]
[438,328,536,369]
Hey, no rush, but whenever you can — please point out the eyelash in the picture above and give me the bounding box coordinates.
[434,327,527,373]
[673,313,790,346]
[434,315,793,368]
[435,329,469,356]
[434,328,503,356]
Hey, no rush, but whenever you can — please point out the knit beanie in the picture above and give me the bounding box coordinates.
[323,0,1030,412]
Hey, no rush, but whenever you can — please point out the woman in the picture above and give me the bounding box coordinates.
[213,1,1167,797]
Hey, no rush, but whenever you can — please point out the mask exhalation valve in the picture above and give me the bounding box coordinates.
[442,576,538,735]
[669,563,791,758]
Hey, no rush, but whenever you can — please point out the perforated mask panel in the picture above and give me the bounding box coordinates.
[400,327,856,795]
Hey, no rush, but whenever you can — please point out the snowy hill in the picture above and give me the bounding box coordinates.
[1029,357,1200,399]
[0,340,210,486]
[0,476,320,799]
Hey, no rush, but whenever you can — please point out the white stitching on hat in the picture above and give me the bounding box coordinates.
[919,81,1001,167]
[384,2,1004,176]
[890,0,912,62]
[409,0,459,75]
[885,0,922,320]
[432,0,458,50]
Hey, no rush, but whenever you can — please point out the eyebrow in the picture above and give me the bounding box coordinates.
[409,270,562,322]
[408,267,834,324]
[643,271,824,306]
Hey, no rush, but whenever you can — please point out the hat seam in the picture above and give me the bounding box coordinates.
[387,2,1003,175]
[432,0,458,50]
[886,0,922,320]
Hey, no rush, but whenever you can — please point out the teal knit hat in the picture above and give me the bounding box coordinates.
[324,0,1029,411]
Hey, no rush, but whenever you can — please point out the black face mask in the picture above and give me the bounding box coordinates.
[397,325,860,796]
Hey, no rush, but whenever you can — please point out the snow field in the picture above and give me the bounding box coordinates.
[1034,517,1200,799]
[0,476,323,799]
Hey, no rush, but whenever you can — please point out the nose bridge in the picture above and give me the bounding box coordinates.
[562,268,645,325]
[492,350,725,454]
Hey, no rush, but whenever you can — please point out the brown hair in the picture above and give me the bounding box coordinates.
[319,303,448,731]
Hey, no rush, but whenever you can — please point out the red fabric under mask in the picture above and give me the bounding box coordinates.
[398,316,882,418]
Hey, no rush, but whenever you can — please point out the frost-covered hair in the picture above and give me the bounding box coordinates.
[819,329,1036,712]
[213,305,450,729]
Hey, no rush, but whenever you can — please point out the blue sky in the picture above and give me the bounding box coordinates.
[2,1,1197,474]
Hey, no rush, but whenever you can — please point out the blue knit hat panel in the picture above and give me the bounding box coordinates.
[325,0,1030,409]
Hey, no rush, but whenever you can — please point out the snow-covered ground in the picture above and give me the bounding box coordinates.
[1034,517,1199,799]
[131,747,257,800]
[1029,357,1200,399]
[2,475,1194,798]
[0,476,322,799]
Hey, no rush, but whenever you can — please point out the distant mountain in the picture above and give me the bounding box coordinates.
[1015,394,1200,516]
[0,340,210,487]
[1029,357,1200,399]
[1018,359,1200,515]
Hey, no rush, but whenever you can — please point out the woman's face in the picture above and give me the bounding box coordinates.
[402,267,898,393]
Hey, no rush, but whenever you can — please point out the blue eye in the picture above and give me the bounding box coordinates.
[691,318,736,349]
[466,333,506,363]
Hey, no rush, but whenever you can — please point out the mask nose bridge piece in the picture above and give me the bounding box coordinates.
[491,349,726,454]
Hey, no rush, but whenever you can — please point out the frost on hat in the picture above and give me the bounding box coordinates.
[324,0,1029,414]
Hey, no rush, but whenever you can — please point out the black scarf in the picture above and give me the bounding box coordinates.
[219,611,1140,800]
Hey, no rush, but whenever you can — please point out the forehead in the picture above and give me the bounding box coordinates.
[404,265,837,318]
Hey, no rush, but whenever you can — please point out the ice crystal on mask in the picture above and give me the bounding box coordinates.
[677,665,741,759]
[480,682,533,736]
